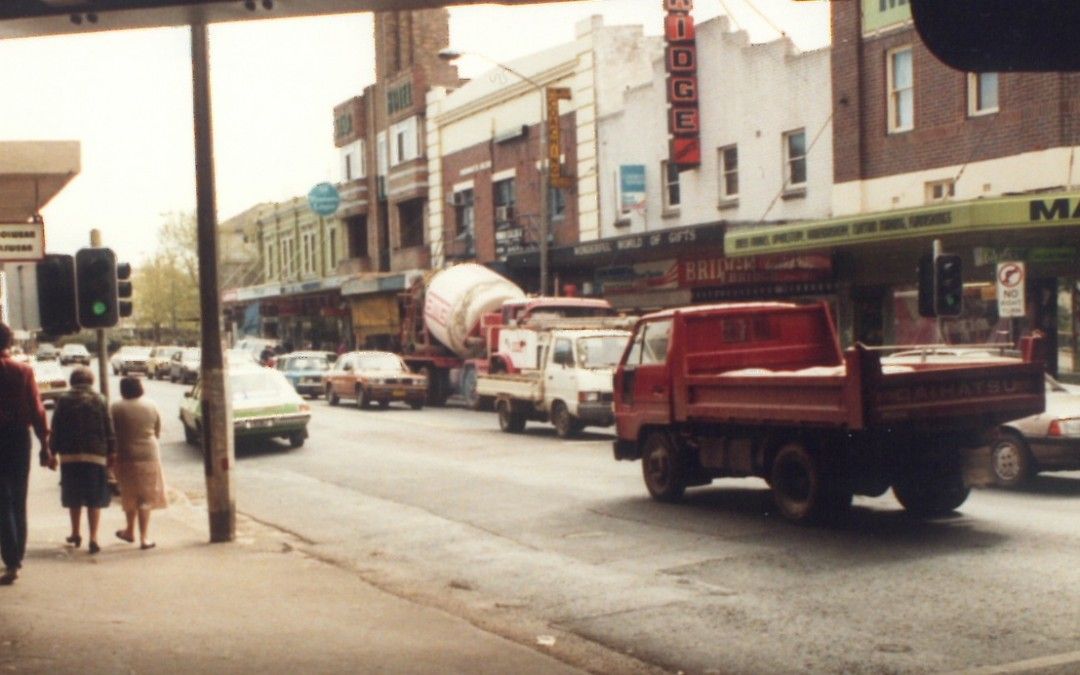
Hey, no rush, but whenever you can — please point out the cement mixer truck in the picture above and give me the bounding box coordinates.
[398,263,616,407]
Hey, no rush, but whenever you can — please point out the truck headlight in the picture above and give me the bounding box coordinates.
[578,391,601,403]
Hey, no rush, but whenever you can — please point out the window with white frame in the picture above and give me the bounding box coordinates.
[925,178,955,203]
[389,116,418,166]
[661,161,680,211]
[783,129,807,189]
[265,241,277,280]
[718,145,738,201]
[281,236,295,279]
[327,227,338,270]
[968,72,999,116]
[887,46,914,132]
[301,231,317,275]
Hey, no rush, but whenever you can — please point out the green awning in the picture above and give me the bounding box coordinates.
[724,192,1080,257]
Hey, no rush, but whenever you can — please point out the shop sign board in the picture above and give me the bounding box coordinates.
[996,261,1026,318]
[0,222,45,262]
[725,192,1080,256]
[619,165,646,213]
[597,253,832,295]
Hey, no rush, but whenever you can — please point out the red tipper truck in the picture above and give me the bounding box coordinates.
[612,301,1046,523]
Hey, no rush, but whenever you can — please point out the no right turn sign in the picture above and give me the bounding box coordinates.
[996,261,1026,318]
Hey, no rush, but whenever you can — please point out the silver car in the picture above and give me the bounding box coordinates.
[990,374,1080,487]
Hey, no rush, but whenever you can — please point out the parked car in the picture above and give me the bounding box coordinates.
[325,351,427,409]
[179,363,311,448]
[883,347,1080,486]
[111,345,153,375]
[276,351,334,398]
[35,343,59,361]
[147,345,183,380]
[170,347,202,384]
[32,360,69,405]
[59,343,91,365]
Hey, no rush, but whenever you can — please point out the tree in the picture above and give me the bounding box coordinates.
[133,213,201,342]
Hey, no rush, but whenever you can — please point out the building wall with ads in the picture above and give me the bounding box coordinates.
[597,15,832,239]
[425,16,659,276]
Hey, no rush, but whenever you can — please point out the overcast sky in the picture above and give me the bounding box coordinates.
[0,0,829,265]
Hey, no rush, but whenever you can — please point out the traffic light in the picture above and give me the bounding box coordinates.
[117,261,133,318]
[75,247,119,329]
[36,254,79,336]
[934,254,964,317]
[917,254,935,318]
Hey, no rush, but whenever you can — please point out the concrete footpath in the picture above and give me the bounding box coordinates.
[0,466,585,674]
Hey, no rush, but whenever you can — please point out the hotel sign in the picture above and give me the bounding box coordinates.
[725,193,1080,256]
[0,222,45,262]
[664,0,700,168]
[862,0,912,34]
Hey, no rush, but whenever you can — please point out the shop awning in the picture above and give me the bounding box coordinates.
[724,191,1080,257]
[0,141,80,222]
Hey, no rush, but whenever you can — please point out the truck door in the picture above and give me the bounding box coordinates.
[547,336,576,410]
[618,319,673,431]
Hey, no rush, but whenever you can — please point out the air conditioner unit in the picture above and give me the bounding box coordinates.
[495,205,513,223]
[451,192,468,207]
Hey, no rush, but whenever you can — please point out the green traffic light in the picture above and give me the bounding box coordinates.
[92,301,107,316]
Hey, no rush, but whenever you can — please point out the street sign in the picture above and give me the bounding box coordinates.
[0,222,45,262]
[996,260,1026,318]
[307,182,340,216]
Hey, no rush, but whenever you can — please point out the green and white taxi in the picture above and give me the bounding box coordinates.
[179,364,312,448]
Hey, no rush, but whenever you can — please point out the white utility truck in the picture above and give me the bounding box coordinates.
[476,318,634,438]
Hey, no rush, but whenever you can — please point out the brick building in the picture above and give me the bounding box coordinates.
[726,0,1080,374]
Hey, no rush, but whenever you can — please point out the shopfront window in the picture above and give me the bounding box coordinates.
[1060,278,1079,376]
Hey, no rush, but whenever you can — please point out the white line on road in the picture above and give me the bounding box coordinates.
[951,649,1080,674]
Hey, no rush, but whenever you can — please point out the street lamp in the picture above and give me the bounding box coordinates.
[438,48,550,296]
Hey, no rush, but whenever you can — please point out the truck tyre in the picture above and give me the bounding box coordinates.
[422,366,449,407]
[642,431,688,503]
[497,399,526,433]
[769,442,848,524]
[288,431,305,448]
[990,431,1033,488]
[327,386,340,406]
[551,401,579,439]
[892,462,970,517]
[409,399,424,411]
[183,421,199,446]
[357,386,371,409]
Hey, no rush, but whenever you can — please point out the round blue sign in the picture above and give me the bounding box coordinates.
[308,182,340,216]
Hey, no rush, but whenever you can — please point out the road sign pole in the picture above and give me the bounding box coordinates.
[89,229,109,404]
[191,21,235,543]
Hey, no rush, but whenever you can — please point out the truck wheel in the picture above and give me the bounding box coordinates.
[497,400,526,433]
[641,431,687,503]
[357,387,371,409]
[327,386,340,406]
[769,442,847,524]
[287,431,305,448]
[892,462,970,517]
[409,399,424,411]
[990,431,1033,488]
[183,422,199,446]
[551,401,579,439]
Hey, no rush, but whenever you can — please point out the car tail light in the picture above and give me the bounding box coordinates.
[1049,418,1080,438]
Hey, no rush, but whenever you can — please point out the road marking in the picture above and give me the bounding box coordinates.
[951,649,1080,674]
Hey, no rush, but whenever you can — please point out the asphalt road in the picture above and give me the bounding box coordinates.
[107,368,1080,674]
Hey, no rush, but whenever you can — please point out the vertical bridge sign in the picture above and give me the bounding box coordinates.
[996,261,1026,318]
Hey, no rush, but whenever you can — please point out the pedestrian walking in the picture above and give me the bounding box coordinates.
[50,366,115,555]
[110,377,167,550]
[0,322,53,585]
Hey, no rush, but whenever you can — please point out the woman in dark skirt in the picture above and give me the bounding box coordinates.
[49,366,115,554]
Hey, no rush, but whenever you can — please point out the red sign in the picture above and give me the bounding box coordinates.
[678,253,833,288]
[664,0,700,169]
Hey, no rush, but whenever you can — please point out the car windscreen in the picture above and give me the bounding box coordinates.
[577,336,629,369]
[356,354,404,371]
[284,357,328,372]
[183,349,201,360]
[230,371,296,398]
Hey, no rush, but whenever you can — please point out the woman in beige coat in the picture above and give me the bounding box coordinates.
[110,377,167,549]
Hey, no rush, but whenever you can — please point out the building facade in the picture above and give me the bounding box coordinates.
[582,14,834,312]
[726,0,1080,374]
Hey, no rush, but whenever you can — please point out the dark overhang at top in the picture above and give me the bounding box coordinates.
[0,0,564,40]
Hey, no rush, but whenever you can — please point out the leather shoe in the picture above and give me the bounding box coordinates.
[65,534,81,548]
[88,541,100,555]
[0,568,17,585]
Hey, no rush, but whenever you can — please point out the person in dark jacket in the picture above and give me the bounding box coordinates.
[50,366,116,555]
[0,323,52,585]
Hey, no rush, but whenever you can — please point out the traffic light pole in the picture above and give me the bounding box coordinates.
[90,229,109,403]
[191,22,235,543]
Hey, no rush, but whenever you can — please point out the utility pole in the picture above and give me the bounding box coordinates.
[191,22,235,543]
[90,229,109,403]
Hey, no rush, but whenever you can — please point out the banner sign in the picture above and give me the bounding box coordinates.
[664,0,701,168]
[547,87,573,189]
[0,222,45,262]
[619,165,646,213]
[598,253,832,295]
